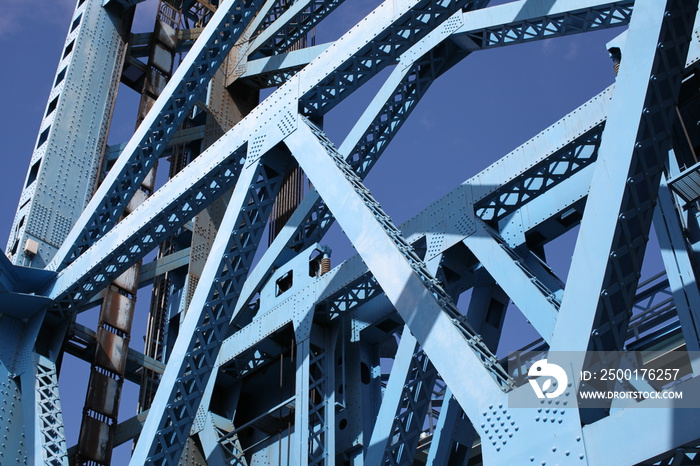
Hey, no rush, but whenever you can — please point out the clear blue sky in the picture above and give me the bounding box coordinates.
[0,0,644,460]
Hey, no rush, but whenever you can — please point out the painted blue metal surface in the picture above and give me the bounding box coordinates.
[6,0,130,270]
[5,0,700,464]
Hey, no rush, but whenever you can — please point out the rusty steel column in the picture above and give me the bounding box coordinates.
[269,162,304,243]
[74,6,177,465]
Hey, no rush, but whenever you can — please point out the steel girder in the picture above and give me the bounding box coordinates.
[6,0,700,464]
[550,0,695,361]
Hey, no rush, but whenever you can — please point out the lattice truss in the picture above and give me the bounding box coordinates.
[2,0,700,464]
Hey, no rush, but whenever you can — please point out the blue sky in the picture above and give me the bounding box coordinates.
[0,0,638,460]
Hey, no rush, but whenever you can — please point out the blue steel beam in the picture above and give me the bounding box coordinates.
[56,0,490,278]
[285,118,511,406]
[287,120,586,466]
[297,0,486,117]
[8,0,700,462]
[452,0,633,51]
[253,84,612,335]
[307,327,337,465]
[223,5,700,458]
[48,0,629,318]
[48,144,250,314]
[654,174,700,371]
[197,413,229,464]
[197,92,696,466]
[248,0,345,57]
[237,0,634,89]
[294,325,313,465]
[550,0,698,364]
[365,256,446,466]
[238,82,612,352]
[130,153,287,464]
[423,271,509,465]
[475,124,603,223]
[463,222,562,343]
[238,43,331,89]
[425,388,471,466]
[240,82,614,343]
[365,329,438,465]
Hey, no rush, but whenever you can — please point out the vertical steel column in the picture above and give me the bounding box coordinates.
[654,174,700,371]
[425,389,470,466]
[308,326,337,465]
[21,354,69,466]
[49,0,266,270]
[0,362,27,464]
[294,330,311,465]
[365,329,438,465]
[5,0,131,268]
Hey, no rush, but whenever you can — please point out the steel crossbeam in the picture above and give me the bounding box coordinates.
[453,0,633,51]
[475,124,604,223]
[297,0,486,117]
[285,120,594,465]
[239,44,331,88]
[234,36,464,318]
[233,3,628,323]
[237,80,617,352]
[49,144,250,313]
[46,0,631,320]
[237,0,634,89]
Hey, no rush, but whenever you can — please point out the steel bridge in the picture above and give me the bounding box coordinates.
[2,0,700,464]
